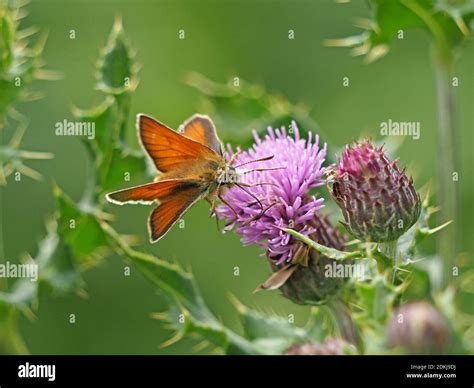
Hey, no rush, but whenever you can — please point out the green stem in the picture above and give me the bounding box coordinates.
[402,0,458,291]
[380,241,397,263]
[0,188,5,291]
[116,92,131,145]
[79,146,99,208]
[433,52,457,290]
[0,123,5,292]
[0,307,29,355]
[326,298,359,347]
[380,240,398,283]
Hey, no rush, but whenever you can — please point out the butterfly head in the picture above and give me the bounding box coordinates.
[216,163,240,186]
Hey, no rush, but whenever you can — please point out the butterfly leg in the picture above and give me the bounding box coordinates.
[217,192,239,221]
[207,192,217,217]
[205,194,222,233]
[240,202,277,227]
[234,183,264,211]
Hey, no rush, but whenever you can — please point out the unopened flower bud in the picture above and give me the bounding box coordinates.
[328,140,420,242]
[287,338,350,355]
[387,301,451,354]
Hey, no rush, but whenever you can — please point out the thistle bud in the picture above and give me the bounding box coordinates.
[269,216,358,345]
[387,302,451,354]
[328,140,420,242]
[271,215,347,305]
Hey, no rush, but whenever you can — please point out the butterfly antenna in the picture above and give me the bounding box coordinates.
[233,155,274,168]
[239,182,278,188]
[240,166,286,175]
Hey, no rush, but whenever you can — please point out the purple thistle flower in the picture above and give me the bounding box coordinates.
[216,121,327,265]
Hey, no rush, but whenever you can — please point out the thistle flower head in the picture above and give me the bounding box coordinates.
[217,122,326,264]
[328,140,421,242]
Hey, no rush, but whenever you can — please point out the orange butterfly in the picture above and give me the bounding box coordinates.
[106,114,274,243]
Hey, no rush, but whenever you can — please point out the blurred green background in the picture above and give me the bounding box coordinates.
[2,0,473,354]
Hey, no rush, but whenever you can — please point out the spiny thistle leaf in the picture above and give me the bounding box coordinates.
[74,19,146,200]
[100,222,262,355]
[396,263,431,300]
[53,183,110,267]
[371,249,393,273]
[458,269,474,294]
[355,275,396,324]
[436,0,474,36]
[32,218,84,294]
[433,287,474,354]
[72,96,148,199]
[72,96,117,163]
[0,2,15,72]
[229,294,308,344]
[396,184,452,262]
[100,224,309,355]
[304,305,356,343]
[96,16,138,95]
[72,97,127,198]
[0,275,36,310]
[0,120,53,185]
[304,307,338,342]
[100,146,148,194]
[0,0,57,125]
[0,12,142,355]
[0,217,85,321]
[0,0,55,186]
[327,0,474,64]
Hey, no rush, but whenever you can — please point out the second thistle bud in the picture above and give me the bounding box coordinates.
[328,140,421,242]
[387,302,451,354]
[287,338,351,355]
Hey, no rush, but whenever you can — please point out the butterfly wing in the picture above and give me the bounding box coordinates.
[181,114,223,155]
[106,179,199,205]
[148,183,204,242]
[138,114,219,174]
[108,114,225,243]
[106,179,205,242]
